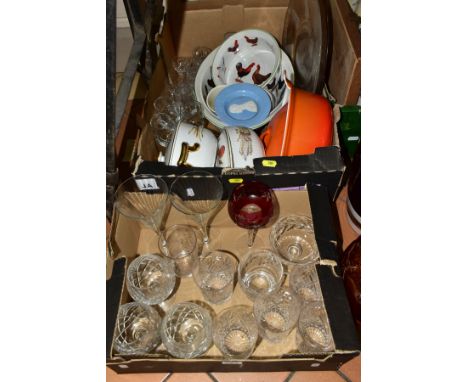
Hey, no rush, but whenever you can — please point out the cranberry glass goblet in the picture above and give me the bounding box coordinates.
[228,180,274,247]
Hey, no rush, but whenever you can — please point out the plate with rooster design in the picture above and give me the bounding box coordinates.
[212,29,281,88]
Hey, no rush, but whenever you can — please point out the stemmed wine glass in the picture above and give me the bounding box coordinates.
[114,174,169,241]
[228,180,274,247]
[170,170,224,244]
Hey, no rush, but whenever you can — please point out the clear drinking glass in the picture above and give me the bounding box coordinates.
[160,302,213,358]
[126,254,176,305]
[193,250,237,304]
[238,249,284,301]
[296,301,334,353]
[150,112,177,149]
[158,224,199,277]
[270,215,320,267]
[213,306,258,359]
[170,171,224,244]
[289,263,323,303]
[114,174,169,240]
[179,100,204,127]
[253,286,301,343]
[151,94,204,150]
[113,302,161,355]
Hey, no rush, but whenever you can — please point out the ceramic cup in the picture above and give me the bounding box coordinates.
[216,126,265,169]
[212,29,281,92]
[163,122,218,167]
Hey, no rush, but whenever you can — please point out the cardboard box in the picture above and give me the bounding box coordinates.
[131,0,361,201]
[328,0,361,105]
[106,178,360,373]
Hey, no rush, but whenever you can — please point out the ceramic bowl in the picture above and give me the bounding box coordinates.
[206,85,227,114]
[260,80,333,157]
[216,126,265,168]
[214,84,271,129]
[195,48,295,130]
[163,121,218,167]
[212,29,282,90]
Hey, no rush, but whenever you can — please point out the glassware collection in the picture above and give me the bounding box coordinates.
[113,173,335,359]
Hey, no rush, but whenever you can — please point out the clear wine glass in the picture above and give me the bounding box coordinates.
[170,171,224,244]
[158,224,199,277]
[228,180,274,247]
[114,175,169,241]
[126,254,176,305]
[113,302,162,355]
[160,302,213,359]
[270,215,320,268]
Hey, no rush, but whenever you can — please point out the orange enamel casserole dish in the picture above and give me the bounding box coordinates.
[260,79,333,156]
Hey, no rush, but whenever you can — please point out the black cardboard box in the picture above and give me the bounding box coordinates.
[106,178,360,373]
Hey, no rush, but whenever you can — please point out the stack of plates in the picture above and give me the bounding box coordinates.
[195,47,294,130]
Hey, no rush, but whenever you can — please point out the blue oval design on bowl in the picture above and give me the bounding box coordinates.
[214,83,271,128]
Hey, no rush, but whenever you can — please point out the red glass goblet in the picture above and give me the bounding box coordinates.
[228,180,274,247]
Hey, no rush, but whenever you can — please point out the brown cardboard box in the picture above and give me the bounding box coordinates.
[132,0,360,202]
[328,0,361,104]
[106,3,360,372]
[106,180,360,373]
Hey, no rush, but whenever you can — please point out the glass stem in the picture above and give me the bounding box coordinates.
[198,214,209,244]
[150,216,166,246]
[247,228,258,247]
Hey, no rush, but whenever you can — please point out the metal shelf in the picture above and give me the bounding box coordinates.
[106,0,164,220]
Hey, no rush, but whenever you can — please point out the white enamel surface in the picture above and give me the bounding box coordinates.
[165,122,218,167]
[224,47,276,85]
[216,127,265,168]
[228,100,258,114]
[212,29,281,88]
[215,129,231,168]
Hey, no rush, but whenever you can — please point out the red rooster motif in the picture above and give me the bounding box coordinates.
[236,62,256,78]
[217,145,226,165]
[244,36,258,46]
[267,77,276,90]
[207,78,215,88]
[277,75,285,90]
[228,39,239,53]
[252,64,271,85]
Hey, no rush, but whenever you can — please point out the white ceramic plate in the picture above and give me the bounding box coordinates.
[211,29,281,88]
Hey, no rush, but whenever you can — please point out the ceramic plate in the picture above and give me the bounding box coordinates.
[214,84,271,128]
[212,29,281,87]
[282,0,332,93]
